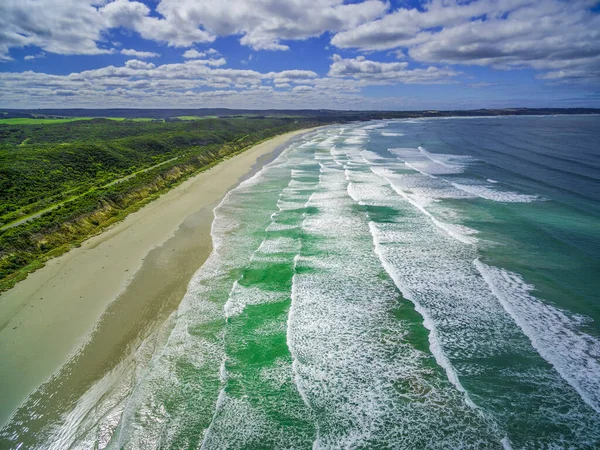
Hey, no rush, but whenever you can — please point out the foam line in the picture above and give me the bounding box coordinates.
[369,222,476,408]
[371,167,477,245]
[475,259,600,414]
[392,146,540,204]
[224,170,316,319]
[452,182,540,203]
[389,147,468,176]
[200,141,321,448]
[337,142,477,407]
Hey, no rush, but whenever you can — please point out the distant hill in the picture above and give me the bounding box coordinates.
[2,107,599,121]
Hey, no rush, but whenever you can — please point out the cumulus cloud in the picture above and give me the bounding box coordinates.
[149,0,388,51]
[183,49,204,59]
[124,59,156,70]
[0,58,381,109]
[0,0,388,60]
[183,48,219,59]
[2,50,435,109]
[267,69,318,85]
[24,52,46,61]
[331,0,600,82]
[100,0,215,47]
[0,0,213,60]
[328,54,459,84]
[2,56,592,109]
[292,85,314,93]
[0,48,475,112]
[120,48,160,58]
[0,0,114,59]
[1,0,598,87]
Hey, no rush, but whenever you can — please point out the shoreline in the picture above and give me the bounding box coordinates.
[0,127,314,428]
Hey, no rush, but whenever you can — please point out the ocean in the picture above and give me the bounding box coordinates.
[2,115,600,449]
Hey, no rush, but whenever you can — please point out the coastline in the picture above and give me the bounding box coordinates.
[0,128,314,428]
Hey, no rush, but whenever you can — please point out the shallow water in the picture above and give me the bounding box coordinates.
[2,116,600,449]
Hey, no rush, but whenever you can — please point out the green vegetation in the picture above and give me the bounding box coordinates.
[0,117,321,291]
[175,115,218,120]
[0,117,162,125]
[0,117,99,124]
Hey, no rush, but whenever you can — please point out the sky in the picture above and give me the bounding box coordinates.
[1,0,599,110]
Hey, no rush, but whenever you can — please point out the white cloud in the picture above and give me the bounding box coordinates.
[328,54,459,84]
[183,48,219,59]
[183,49,205,59]
[1,60,594,109]
[100,0,214,47]
[120,48,160,58]
[1,0,598,86]
[149,0,388,51]
[292,85,314,93]
[124,59,156,70]
[267,69,318,85]
[331,0,600,82]
[5,0,390,57]
[24,52,46,61]
[0,0,386,58]
[0,57,382,109]
[0,0,114,59]
[0,49,491,111]
[0,0,214,60]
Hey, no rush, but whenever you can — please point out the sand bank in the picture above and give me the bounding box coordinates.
[0,128,312,427]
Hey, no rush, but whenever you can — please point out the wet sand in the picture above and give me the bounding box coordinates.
[0,129,312,428]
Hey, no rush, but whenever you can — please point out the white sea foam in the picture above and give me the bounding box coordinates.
[336,133,600,446]
[221,149,319,320]
[452,182,540,203]
[344,136,367,145]
[381,132,405,137]
[286,151,501,447]
[475,259,600,414]
[369,222,476,408]
[359,203,597,447]
[389,146,540,204]
[389,147,470,176]
[359,149,384,161]
[361,122,387,130]
[201,391,278,449]
[372,167,478,244]
[199,142,322,449]
[224,283,289,318]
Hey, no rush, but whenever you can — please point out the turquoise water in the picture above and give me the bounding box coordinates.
[3,116,600,449]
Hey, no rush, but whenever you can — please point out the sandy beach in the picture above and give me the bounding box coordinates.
[0,128,312,427]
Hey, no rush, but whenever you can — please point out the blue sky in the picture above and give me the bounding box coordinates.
[1,0,599,110]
